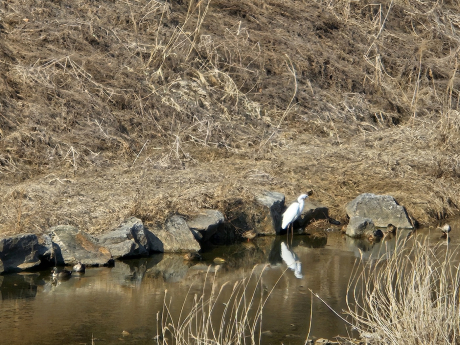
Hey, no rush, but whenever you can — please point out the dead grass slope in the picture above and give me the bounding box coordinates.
[0,0,460,235]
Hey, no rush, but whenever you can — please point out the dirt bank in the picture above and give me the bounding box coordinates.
[1,0,459,236]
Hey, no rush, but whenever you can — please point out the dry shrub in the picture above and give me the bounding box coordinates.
[347,236,460,344]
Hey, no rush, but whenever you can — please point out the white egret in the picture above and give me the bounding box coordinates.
[282,193,309,237]
[280,242,303,279]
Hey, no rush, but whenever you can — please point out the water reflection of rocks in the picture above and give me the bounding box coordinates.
[0,273,38,300]
[345,229,413,260]
[0,230,415,301]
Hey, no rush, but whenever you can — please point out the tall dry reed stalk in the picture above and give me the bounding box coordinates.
[347,235,460,344]
[156,265,274,345]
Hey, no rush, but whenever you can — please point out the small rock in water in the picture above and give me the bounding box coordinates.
[315,339,331,345]
[122,330,130,336]
[213,257,226,264]
[285,333,301,338]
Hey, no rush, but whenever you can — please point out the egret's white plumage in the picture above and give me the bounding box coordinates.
[281,242,303,279]
[282,194,308,230]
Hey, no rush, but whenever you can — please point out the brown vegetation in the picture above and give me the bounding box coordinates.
[158,265,269,345]
[347,236,460,344]
[0,0,460,236]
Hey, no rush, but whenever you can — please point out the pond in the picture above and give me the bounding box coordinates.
[0,225,456,345]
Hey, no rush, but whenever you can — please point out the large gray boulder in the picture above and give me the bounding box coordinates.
[346,193,413,229]
[346,216,375,238]
[49,225,113,266]
[146,215,201,253]
[0,234,42,273]
[254,191,285,235]
[186,210,225,242]
[97,217,149,259]
[212,191,285,240]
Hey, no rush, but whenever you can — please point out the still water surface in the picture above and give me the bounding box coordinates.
[0,225,456,345]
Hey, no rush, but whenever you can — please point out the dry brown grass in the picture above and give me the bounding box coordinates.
[0,0,460,235]
[347,235,460,344]
[157,265,272,345]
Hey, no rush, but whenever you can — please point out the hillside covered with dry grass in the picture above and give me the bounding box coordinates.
[1,0,460,236]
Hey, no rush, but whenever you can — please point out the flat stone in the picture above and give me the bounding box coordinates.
[17,262,41,270]
[346,193,413,229]
[0,234,41,273]
[98,217,149,259]
[346,216,375,238]
[49,225,112,266]
[146,215,201,253]
[187,209,224,242]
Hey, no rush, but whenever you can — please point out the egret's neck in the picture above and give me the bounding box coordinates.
[298,198,305,210]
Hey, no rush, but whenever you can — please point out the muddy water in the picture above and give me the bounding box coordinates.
[0,226,456,345]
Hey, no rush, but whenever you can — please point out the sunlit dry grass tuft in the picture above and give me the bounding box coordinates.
[156,265,273,345]
[347,236,460,344]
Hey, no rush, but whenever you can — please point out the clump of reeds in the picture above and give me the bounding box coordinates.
[156,265,272,345]
[347,236,460,344]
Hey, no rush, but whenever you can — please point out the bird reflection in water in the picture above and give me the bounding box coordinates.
[281,242,303,279]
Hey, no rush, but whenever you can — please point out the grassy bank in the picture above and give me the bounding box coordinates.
[0,0,460,235]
